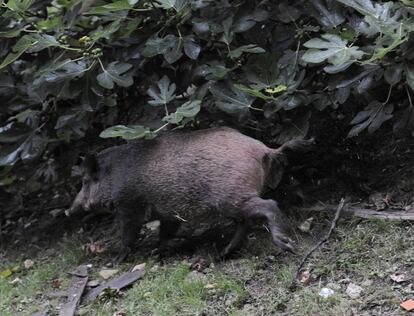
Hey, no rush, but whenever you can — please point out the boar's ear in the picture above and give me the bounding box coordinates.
[83,154,99,176]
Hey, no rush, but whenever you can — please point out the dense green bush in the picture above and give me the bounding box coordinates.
[1,0,414,187]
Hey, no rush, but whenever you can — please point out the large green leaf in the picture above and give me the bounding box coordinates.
[143,35,183,64]
[0,35,36,70]
[96,61,133,89]
[302,34,364,65]
[348,101,394,137]
[6,0,34,12]
[210,83,254,113]
[163,100,201,124]
[85,0,133,14]
[100,125,151,140]
[228,44,265,59]
[147,76,176,106]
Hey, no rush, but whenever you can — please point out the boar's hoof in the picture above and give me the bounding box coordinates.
[272,233,296,254]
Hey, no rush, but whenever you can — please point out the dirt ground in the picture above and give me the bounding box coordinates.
[1,133,414,316]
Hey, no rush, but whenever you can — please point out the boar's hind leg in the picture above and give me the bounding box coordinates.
[115,204,145,263]
[243,197,295,253]
[159,218,181,242]
[220,221,248,258]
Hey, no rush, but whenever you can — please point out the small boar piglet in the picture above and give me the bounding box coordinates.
[68,127,314,262]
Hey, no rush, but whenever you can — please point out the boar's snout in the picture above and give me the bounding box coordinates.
[67,188,90,216]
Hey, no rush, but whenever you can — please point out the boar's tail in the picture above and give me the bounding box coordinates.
[264,138,315,189]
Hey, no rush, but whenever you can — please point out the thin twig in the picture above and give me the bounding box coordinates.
[294,198,345,280]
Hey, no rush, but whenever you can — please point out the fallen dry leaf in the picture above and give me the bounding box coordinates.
[51,278,62,288]
[390,274,407,283]
[298,217,314,233]
[0,268,12,278]
[400,299,414,311]
[346,283,363,299]
[23,259,34,269]
[99,269,119,280]
[299,269,311,285]
[204,283,216,289]
[9,277,22,285]
[84,242,105,254]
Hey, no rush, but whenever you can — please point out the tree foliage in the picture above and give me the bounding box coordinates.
[1,0,414,188]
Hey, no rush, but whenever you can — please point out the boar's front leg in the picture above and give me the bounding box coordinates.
[115,202,145,263]
[243,197,295,253]
[220,221,248,258]
[159,218,181,243]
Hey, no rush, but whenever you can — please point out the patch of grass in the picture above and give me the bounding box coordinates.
[80,262,247,316]
[1,218,413,316]
[0,241,86,315]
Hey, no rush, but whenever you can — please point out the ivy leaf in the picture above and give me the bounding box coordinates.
[147,75,176,106]
[348,101,394,137]
[96,61,133,89]
[302,34,364,65]
[228,44,265,59]
[100,125,151,140]
[163,100,201,124]
[210,83,254,113]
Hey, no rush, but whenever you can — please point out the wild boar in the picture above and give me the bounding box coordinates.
[68,127,314,262]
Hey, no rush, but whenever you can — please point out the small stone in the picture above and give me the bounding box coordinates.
[361,279,373,287]
[390,274,407,283]
[319,287,334,298]
[144,220,160,231]
[87,280,100,287]
[346,283,363,299]
[132,263,146,272]
[99,269,119,280]
[326,282,341,291]
[338,278,351,284]
[185,271,207,283]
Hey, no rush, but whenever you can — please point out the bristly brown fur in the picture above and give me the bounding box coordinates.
[69,127,314,261]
